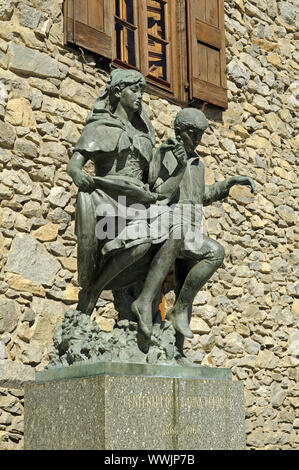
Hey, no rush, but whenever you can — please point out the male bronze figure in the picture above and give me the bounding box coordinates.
[147,108,255,351]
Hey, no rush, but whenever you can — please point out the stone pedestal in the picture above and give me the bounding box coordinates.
[24,362,245,450]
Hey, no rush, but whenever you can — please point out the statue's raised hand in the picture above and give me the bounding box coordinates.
[228,176,255,194]
[159,138,187,167]
[72,170,95,192]
[172,142,187,167]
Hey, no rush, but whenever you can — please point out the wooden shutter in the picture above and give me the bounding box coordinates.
[187,0,227,109]
[64,0,114,59]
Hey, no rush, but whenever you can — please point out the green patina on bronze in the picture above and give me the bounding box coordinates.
[56,68,255,366]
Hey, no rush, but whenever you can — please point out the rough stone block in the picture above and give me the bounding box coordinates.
[0,360,35,388]
[0,298,19,334]
[0,0,13,21]
[17,2,44,29]
[9,43,61,79]
[0,120,16,148]
[6,234,61,284]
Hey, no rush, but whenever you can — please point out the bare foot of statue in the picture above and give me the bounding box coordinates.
[131,300,153,339]
[167,307,194,339]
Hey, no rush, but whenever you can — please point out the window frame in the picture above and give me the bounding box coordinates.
[110,0,189,106]
[114,0,140,69]
[64,0,227,109]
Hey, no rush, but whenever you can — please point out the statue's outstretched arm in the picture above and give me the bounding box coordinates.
[204,175,255,206]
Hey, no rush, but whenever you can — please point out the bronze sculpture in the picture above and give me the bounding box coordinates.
[65,68,255,362]
[67,69,163,314]
[147,108,255,353]
[67,69,185,334]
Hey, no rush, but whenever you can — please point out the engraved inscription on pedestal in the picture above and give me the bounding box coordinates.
[106,376,244,450]
[25,367,245,450]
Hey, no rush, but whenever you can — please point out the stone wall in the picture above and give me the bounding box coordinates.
[0,0,298,450]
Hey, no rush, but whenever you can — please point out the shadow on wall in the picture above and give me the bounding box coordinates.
[191,101,224,123]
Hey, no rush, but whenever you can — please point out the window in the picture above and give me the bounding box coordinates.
[64,0,227,109]
[115,0,137,68]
